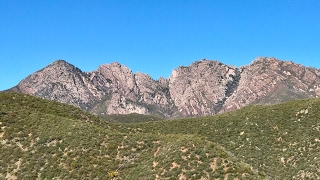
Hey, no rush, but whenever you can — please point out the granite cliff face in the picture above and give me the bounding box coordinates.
[222,57,320,113]
[8,57,320,118]
[10,60,99,109]
[169,60,240,116]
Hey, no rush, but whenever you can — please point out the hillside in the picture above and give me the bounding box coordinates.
[8,57,320,118]
[1,92,319,179]
[113,98,320,179]
[99,113,164,123]
[0,92,263,179]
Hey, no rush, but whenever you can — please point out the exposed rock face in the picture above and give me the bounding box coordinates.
[222,57,320,113]
[169,60,240,116]
[8,57,320,118]
[10,60,100,109]
[9,60,175,118]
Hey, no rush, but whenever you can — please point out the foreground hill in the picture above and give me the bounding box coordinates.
[114,97,320,179]
[0,92,263,179]
[8,57,320,118]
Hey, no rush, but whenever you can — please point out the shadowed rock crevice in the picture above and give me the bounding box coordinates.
[225,69,241,97]
[214,68,241,113]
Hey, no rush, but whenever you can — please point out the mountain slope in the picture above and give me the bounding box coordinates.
[222,57,320,113]
[115,97,320,179]
[9,60,175,118]
[8,60,100,110]
[0,92,264,179]
[1,92,318,179]
[7,57,320,118]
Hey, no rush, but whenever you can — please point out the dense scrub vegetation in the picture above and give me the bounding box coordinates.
[99,113,164,123]
[1,92,319,179]
[0,92,264,179]
[114,98,320,179]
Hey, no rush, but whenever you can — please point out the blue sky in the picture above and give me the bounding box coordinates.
[1,0,320,90]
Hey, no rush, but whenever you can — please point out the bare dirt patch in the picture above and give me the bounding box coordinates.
[46,139,57,146]
[179,173,186,180]
[5,158,22,180]
[170,162,180,170]
[0,132,4,138]
[136,141,144,145]
[211,158,217,172]
[180,146,188,153]
[154,147,160,157]
[153,161,158,167]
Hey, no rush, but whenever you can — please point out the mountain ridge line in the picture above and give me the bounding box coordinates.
[6,56,320,118]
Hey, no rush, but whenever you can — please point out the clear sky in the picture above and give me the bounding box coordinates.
[1,0,320,90]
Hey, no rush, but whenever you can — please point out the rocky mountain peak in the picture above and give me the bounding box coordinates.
[251,56,278,64]
[222,57,320,113]
[47,59,78,70]
[169,59,240,116]
[8,57,320,118]
[97,62,133,79]
[50,59,69,65]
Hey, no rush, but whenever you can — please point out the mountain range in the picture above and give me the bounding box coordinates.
[7,57,320,118]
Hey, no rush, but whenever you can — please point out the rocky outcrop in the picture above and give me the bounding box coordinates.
[8,57,320,118]
[10,60,100,109]
[168,60,240,116]
[222,57,320,113]
[9,60,175,118]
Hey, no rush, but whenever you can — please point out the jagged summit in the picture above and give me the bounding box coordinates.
[45,59,82,73]
[48,59,73,67]
[52,59,68,64]
[250,57,297,67]
[8,57,320,118]
[252,56,277,62]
